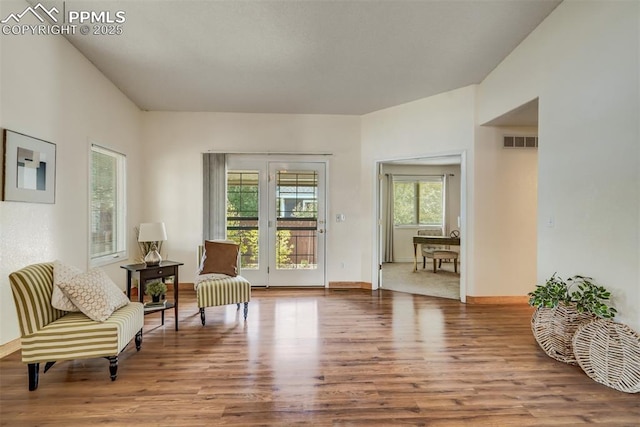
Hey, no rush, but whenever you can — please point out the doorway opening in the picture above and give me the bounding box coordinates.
[374,152,467,302]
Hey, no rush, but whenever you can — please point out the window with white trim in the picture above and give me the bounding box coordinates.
[90,145,126,267]
[393,176,444,227]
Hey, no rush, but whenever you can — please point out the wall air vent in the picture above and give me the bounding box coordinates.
[503,135,538,148]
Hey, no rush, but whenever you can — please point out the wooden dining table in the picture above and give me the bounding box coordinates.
[412,235,461,272]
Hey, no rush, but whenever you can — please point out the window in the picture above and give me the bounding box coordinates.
[393,176,443,226]
[227,171,260,269]
[275,170,319,269]
[90,145,126,267]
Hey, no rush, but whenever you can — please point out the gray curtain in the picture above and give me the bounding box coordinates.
[443,173,449,236]
[203,153,227,240]
[383,174,394,262]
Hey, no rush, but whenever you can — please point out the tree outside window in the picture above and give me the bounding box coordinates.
[90,145,126,266]
[226,172,294,269]
[393,178,443,226]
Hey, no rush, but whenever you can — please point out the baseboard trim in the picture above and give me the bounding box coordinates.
[466,295,529,305]
[328,281,372,290]
[0,338,20,359]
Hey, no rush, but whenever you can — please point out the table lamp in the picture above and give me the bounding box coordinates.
[138,222,167,266]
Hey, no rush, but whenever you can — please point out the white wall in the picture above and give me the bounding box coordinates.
[474,126,538,296]
[140,112,361,284]
[0,1,142,345]
[478,1,639,329]
[360,86,476,287]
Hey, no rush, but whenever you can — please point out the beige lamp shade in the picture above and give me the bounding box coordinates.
[138,222,167,242]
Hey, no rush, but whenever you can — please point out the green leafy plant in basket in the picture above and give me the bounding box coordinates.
[528,273,570,309]
[528,273,617,364]
[567,275,617,319]
[528,273,617,318]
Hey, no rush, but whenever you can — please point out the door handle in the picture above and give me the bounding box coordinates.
[318,229,325,234]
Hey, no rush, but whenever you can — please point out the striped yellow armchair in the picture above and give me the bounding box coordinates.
[9,263,144,390]
[196,243,251,325]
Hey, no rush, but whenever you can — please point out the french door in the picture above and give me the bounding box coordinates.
[226,158,326,287]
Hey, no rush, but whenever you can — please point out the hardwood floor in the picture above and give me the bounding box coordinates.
[1,288,638,426]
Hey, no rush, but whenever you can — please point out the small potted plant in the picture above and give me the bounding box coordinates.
[145,280,167,304]
[528,273,616,364]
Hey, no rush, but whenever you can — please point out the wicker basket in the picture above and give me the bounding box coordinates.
[531,303,595,364]
[572,319,640,393]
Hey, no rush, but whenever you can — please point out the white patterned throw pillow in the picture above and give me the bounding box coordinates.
[57,268,130,322]
[52,260,82,312]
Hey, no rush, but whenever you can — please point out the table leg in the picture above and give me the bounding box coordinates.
[126,271,133,299]
[174,272,179,331]
[413,243,418,272]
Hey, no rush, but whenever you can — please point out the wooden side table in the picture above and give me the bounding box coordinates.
[121,261,183,331]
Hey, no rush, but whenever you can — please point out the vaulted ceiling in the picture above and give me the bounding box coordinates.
[31,0,560,115]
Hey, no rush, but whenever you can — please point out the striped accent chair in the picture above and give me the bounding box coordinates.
[195,244,251,325]
[9,263,144,390]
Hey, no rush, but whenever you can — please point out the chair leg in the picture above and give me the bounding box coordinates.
[422,256,426,269]
[243,302,249,320]
[135,329,143,351]
[454,259,458,273]
[200,308,206,326]
[432,259,437,273]
[438,259,443,269]
[43,361,56,373]
[107,356,118,381]
[28,363,39,391]
[236,303,240,310]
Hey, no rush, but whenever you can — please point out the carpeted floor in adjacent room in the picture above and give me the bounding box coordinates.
[381,261,460,300]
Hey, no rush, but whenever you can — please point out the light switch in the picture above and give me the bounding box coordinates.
[336,214,345,222]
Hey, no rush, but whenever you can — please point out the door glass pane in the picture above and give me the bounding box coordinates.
[276,170,318,270]
[227,171,259,269]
